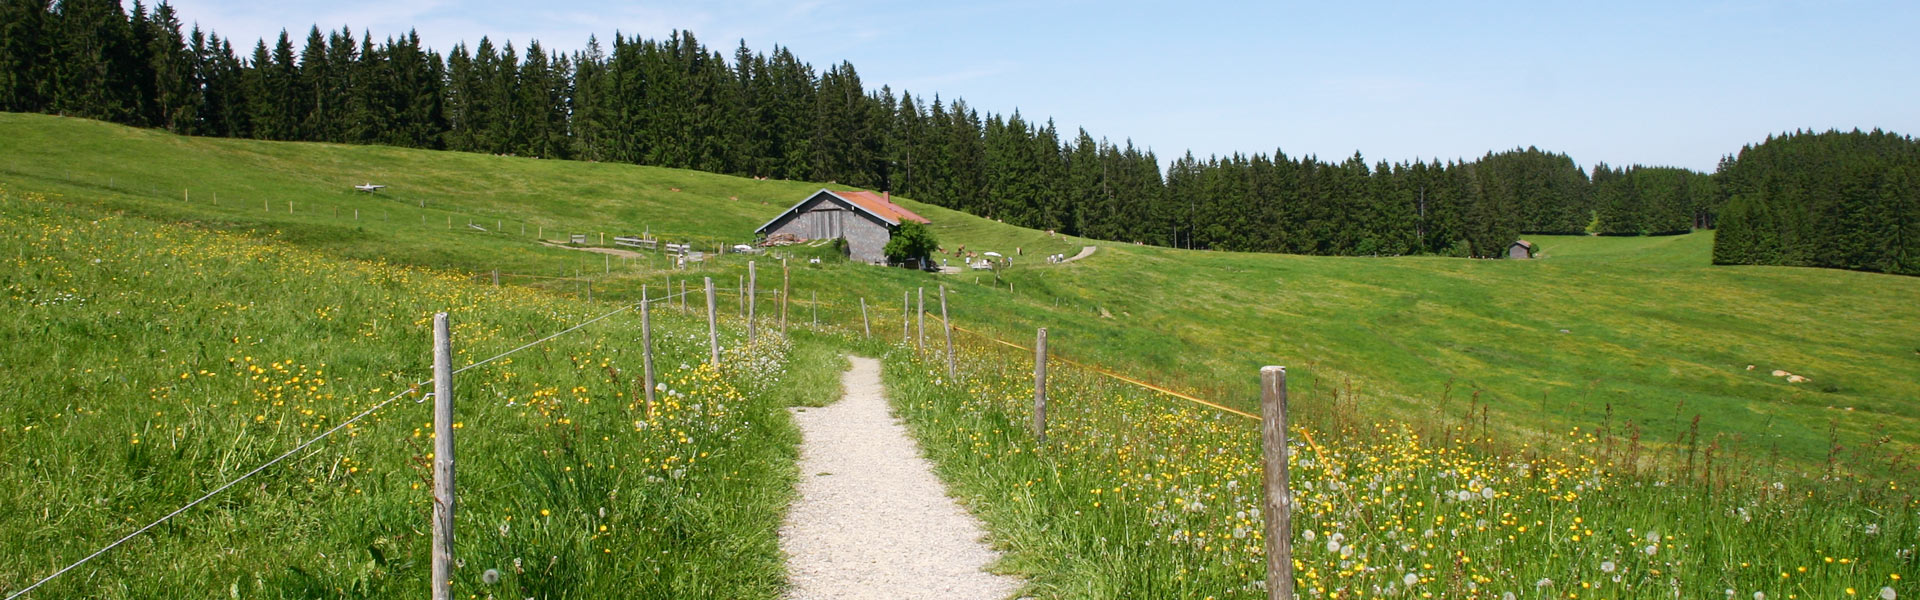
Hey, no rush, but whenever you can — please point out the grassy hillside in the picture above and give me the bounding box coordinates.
[4,112,1917,477]
[0,183,838,597]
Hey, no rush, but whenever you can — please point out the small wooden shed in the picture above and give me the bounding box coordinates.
[755,189,929,264]
[1508,239,1535,259]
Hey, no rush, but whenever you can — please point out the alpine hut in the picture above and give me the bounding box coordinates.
[755,189,930,264]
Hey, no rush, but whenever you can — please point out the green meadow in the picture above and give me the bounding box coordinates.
[2,112,1917,597]
[5,112,1913,477]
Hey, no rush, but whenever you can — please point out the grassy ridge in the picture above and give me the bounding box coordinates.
[3,111,1917,474]
[0,185,810,598]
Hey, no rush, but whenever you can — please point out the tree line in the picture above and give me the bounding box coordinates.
[1712,129,1919,275]
[3,0,1744,258]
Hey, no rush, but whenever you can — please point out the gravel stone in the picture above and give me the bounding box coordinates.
[780,357,1022,600]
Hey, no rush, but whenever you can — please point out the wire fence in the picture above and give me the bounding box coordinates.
[10,235,1289,598]
[4,283,746,598]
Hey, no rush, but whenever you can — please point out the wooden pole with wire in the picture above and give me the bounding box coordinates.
[940,286,954,378]
[1032,327,1048,444]
[746,262,758,345]
[780,259,790,333]
[705,277,719,366]
[1261,366,1293,600]
[642,287,657,416]
[430,313,456,600]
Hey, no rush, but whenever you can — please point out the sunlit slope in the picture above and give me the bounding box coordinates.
[0,113,821,274]
[4,112,1916,470]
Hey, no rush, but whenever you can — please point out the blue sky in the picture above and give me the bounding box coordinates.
[162,0,1918,172]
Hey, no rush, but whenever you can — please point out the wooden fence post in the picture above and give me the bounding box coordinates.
[288,201,294,214]
[705,277,719,366]
[860,297,870,337]
[642,287,657,416]
[737,275,745,319]
[811,291,817,327]
[780,259,790,333]
[1261,366,1293,600]
[491,269,499,287]
[916,287,925,354]
[902,291,910,343]
[940,286,954,379]
[430,313,456,600]
[681,280,688,313]
[1033,327,1048,444]
[746,261,758,344]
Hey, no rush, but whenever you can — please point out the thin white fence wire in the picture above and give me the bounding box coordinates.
[5,301,649,599]
[4,385,423,600]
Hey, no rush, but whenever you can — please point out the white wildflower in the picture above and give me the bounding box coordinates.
[1403,573,1419,586]
[1601,560,1616,573]
[1880,587,1895,600]
[1644,544,1659,556]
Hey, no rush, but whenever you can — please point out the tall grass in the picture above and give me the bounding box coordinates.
[0,186,807,598]
[881,334,1918,599]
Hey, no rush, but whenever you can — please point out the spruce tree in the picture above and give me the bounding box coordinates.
[0,0,52,112]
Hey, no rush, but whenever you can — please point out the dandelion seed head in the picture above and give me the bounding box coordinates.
[482,569,501,585]
[1601,560,1617,573]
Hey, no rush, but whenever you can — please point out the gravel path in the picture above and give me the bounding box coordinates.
[1060,245,1097,263]
[781,357,1022,600]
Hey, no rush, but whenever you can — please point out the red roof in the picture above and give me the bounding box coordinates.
[836,191,929,225]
